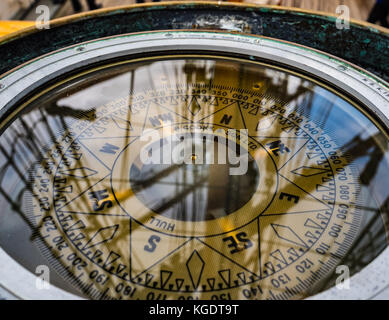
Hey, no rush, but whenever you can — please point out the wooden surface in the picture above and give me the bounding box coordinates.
[0,0,33,20]
[56,0,376,22]
[280,0,375,21]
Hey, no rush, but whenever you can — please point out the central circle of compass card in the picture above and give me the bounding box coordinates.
[2,55,389,300]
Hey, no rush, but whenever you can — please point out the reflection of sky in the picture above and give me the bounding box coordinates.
[58,72,132,110]
[57,60,208,111]
[306,87,372,143]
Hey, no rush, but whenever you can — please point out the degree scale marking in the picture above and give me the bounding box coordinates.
[32,83,361,300]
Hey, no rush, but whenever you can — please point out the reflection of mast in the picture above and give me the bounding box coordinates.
[0,103,96,237]
[154,174,208,218]
[132,163,184,189]
[0,102,100,298]
[342,132,387,185]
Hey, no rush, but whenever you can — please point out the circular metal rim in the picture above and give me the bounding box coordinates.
[1,31,388,133]
[0,247,81,300]
[0,30,388,300]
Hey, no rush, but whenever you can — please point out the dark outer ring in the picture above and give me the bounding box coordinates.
[0,2,388,82]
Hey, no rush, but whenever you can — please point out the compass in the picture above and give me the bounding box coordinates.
[0,3,388,300]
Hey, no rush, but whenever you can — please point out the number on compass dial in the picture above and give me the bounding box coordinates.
[31,58,361,300]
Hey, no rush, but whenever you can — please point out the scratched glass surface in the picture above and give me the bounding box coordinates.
[0,57,387,298]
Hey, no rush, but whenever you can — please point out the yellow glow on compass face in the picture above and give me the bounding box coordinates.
[2,55,388,300]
